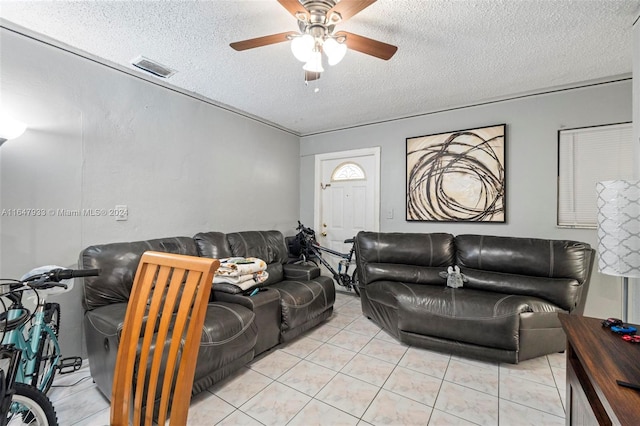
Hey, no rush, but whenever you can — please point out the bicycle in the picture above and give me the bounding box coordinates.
[0,345,58,425]
[0,267,99,395]
[290,221,360,296]
[0,279,62,425]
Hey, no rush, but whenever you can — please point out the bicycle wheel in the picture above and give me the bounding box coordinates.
[33,304,60,393]
[6,383,58,426]
[351,269,360,296]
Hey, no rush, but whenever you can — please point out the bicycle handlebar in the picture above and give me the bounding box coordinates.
[20,268,100,291]
[1,269,100,295]
[23,268,99,283]
[296,221,315,236]
[47,268,100,281]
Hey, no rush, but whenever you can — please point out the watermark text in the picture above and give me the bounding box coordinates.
[1,207,128,217]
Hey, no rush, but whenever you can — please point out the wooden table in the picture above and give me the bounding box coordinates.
[559,314,640,425]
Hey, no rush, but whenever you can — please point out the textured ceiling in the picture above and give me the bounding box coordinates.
[1,0,639,136]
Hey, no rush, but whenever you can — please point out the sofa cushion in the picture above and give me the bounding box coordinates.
[227,231,289,284]
[80,237,198,311]
[140,302,259,391]
[84,301,258,399]
[356,232,454,287]
[365,281,403,309]
[269,276,335,331]
[86,302,256,358]
[84,302,129,340]
[460,268,581,312]
[194,302,258,378]
[84,302,258,398]
[396,284,563,350]
[283,263,321,281]
[456,234,592,282]
[193,232,233,259]
[357,231,455,267]
[227,231,289,264]
[363,263,446,287]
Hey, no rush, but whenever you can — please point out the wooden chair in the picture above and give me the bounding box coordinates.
[110,251,219,426]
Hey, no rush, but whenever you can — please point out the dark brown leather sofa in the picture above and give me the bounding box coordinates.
[355,232,595,363]
[80,230,335,400]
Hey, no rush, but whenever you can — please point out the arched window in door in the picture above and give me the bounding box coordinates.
[331,162,365,181]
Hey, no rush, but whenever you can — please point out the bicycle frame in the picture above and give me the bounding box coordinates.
[305,239,356,283]
[294,222,359,294]
[1,295,60,392]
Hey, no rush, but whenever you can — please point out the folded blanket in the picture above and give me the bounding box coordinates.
[213,257,269,291]
[216,257,267,277]
[213,271,269,290]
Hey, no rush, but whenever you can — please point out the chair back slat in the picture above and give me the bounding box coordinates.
[110,251,219,426]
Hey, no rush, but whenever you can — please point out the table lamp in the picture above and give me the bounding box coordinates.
[597,180,640,322]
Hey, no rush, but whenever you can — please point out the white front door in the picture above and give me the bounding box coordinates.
[314,148,380,273]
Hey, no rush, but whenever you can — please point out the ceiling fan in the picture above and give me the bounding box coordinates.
[230,0,398,83]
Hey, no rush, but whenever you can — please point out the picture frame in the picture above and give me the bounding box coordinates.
[406,124,506,222]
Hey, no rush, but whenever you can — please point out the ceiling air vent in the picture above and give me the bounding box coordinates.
[131,56,176,78]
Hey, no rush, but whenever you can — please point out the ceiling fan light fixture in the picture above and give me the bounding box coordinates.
[229,0,397,85]
[323,37,347,66]
[291,34,314,62]
[303,50,324,73]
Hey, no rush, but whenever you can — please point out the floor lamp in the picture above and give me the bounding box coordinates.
[597,180,640,322]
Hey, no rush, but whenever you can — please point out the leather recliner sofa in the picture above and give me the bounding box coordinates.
[355,232,595,363]
[80,230,335,400]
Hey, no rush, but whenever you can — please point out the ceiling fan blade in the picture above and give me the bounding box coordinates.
[328,0,376,23]
[230,31,298,51]
[277,0,310,20]
[336,31,397,60]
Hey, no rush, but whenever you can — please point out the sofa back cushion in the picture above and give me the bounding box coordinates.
[456,234,594,311]
[80,237,198,311]
[226,231,289,283]
[456,234,592,282]
[356,231,455,286]
[193,232,233,259]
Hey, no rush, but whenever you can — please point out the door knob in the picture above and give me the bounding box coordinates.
[321,232,327,237]
[323,223,327,227]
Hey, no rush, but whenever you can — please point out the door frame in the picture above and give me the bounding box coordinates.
[314,147,381,236]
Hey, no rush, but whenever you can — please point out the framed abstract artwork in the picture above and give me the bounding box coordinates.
[406,124,506,222]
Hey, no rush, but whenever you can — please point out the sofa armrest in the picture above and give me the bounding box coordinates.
[212,282,246,295]
[213,288,279,310]
[283,263,320,281]
[212,289,281,355]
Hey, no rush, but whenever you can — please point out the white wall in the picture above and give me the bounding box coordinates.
[300,80,633,320]
[0,28,300,356]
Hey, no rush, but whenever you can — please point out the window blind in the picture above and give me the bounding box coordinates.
[558,122,633,228]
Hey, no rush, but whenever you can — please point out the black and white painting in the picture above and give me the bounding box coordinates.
[406,124,506,222]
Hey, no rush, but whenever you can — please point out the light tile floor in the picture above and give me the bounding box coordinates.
[49,292,568,425]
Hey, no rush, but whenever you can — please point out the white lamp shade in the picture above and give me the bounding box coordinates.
[303,50,324,73]
[291,34,314,62]
[323,37,347,66]
[597,180,640,277]
[0,114,27,141]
